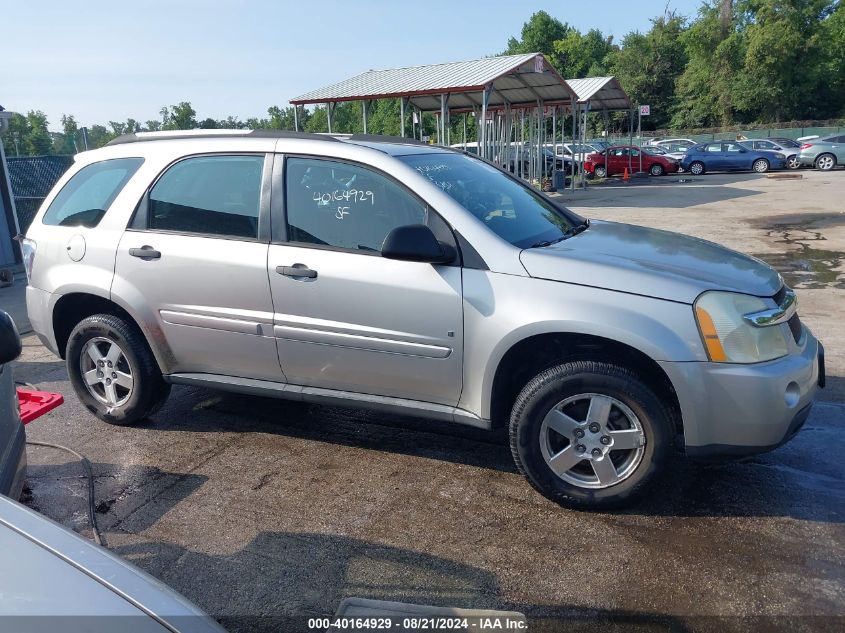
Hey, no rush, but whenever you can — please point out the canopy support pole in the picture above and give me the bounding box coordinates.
[294,105,300,131]
[480,84,492,160]
[400,97,407,138]
[362,101,369,134]
[326,102,334,134]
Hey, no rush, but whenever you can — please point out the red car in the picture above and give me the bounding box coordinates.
[584,145,680,177]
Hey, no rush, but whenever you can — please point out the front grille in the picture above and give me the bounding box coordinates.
[772,285,787,306]
[787,313,803,343]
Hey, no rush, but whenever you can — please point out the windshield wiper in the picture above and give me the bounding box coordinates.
[529,219,590,248]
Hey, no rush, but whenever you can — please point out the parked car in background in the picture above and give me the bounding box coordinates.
[646,138,696,150]
[0,310,25,500]
[643,144,688,165]
[740,138,801,169]
[507,146,577,175]
[796,134,845,171]
[585,145,679,177]
[681,141,787,175]
[0,494,226,632]
[550,142,606,163]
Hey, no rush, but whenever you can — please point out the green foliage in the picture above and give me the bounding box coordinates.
[607,15,688,129]
[504,10,570,58]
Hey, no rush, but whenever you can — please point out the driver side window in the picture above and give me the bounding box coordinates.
[284,157,430,253]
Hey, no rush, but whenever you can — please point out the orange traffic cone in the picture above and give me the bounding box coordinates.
[623,167,630,182]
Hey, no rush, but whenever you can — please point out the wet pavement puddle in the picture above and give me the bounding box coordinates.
[751,213,845,289]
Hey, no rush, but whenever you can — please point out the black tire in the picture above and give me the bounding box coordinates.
[752,158,769,173]
[815,153,836,171]
[786,154,800,170]
[649,163,664,176]
[593,165,607,179]
[509,361,672,510]
[66,314,170,425]
[689,161,705,176]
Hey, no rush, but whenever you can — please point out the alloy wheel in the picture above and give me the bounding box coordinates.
[817,155,835,171]
[539,393,646,489]
[80,337,134,407]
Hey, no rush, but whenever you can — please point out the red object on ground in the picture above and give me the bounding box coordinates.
[17,388,64,424]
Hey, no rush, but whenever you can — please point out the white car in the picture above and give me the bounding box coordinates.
[646,138,697,149]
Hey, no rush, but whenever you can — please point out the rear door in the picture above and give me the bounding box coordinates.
[723,142,749,170]
[113,153,283,381]
[266,155,463,406]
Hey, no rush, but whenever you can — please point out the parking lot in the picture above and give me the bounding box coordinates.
[12,169,845,632]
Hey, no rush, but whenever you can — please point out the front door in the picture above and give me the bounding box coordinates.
[267,156,463,406]
[114,153,283,382]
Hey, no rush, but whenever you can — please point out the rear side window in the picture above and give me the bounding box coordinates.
[42,158,143,228]
[148,155,264,239]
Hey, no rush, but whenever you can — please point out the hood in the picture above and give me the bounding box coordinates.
[519,220,781,304]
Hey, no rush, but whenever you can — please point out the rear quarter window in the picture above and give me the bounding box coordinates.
[42,158,143,228]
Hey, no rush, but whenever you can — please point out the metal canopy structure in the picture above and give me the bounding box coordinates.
[290,53,577,112]
[566,76,632,111]
[289,54,632,192]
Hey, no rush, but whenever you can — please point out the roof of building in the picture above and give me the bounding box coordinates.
[290,53,578,112]
[565,76,632,110]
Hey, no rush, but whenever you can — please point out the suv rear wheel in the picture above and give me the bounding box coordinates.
[509,360,672,509]
[66,314,170,425]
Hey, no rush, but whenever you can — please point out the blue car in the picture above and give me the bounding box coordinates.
[680,141,788,175]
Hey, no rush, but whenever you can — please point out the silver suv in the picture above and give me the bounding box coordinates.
[23,131,824,509]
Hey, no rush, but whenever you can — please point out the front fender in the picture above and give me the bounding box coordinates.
[458,271,706,420]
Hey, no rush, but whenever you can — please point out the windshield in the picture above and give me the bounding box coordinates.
[400,152,582,248]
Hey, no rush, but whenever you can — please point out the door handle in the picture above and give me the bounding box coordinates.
[277,264,317,279]
[129,246,161,260]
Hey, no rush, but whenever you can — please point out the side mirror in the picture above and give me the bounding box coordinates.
[381,224,454,264]
[0,310,21,365]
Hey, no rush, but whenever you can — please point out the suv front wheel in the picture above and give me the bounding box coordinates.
[66,314,170,425]
[509,360,672,509]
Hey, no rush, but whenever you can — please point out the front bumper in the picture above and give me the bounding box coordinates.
[659,329,822,459]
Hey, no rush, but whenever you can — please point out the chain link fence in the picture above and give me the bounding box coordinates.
[6,155,74,232]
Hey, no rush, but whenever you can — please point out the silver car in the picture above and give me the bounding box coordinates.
[0,494,225,632]
[22,130,824,509]
[796,134,845,170]
[0,310,25,499]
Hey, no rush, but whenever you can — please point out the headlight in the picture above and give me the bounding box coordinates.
[694,291,789,363]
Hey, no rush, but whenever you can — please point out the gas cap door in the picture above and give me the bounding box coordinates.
[66,234,86,262]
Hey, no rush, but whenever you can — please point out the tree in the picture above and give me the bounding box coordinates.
[733,0,833,122]
[160,102,197,130]
[504,10,570,62]
[553,29,614,78]
[607,14,688,129]
[672,1,746,127]
[53,114,79,154]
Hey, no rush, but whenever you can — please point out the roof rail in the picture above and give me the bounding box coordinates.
[106,129,343,146]
[348,134,430,146]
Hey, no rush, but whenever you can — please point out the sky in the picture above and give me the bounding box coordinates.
[2,0,704,131]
